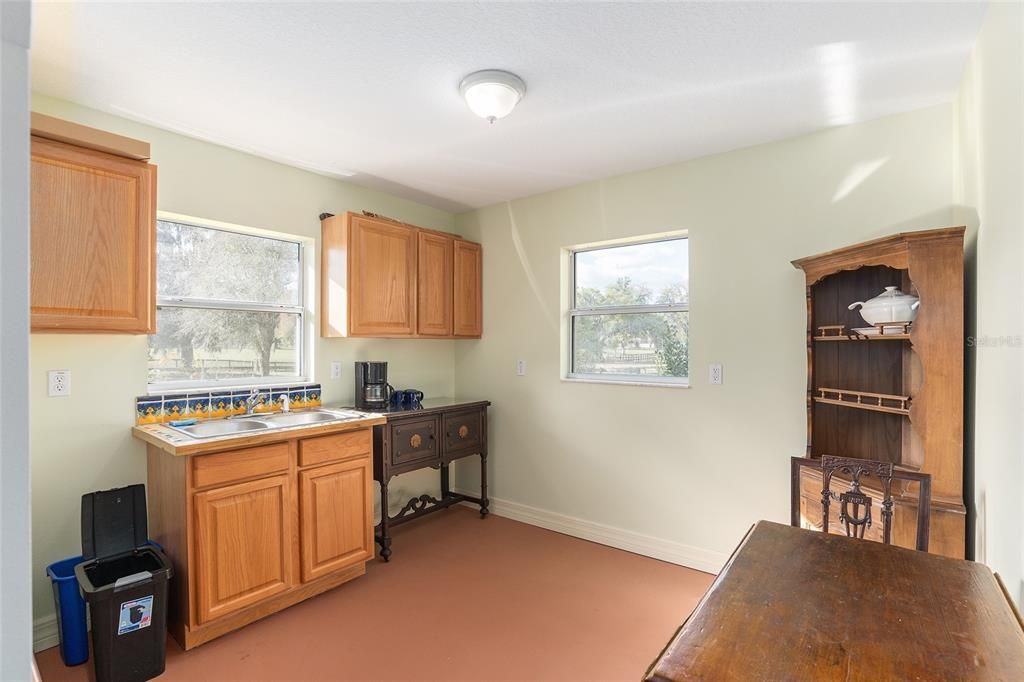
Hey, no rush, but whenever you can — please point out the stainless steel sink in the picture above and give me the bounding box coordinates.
[257,411,344,427]
[173,419,269,438]
[170,408,370,439]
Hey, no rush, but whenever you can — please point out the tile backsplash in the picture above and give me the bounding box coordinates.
[136,384,322,425]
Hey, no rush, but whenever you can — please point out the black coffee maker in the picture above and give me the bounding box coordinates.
[354,361,393,410]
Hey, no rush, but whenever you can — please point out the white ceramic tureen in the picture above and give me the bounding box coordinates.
[848,286,920,326]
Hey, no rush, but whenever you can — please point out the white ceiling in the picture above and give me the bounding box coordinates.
[32,2,988,212]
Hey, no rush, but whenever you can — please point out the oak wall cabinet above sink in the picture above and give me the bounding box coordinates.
[30,113,157,333]
[321,212,482,338]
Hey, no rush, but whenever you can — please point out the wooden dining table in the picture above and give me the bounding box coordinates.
[645,521,1024,681]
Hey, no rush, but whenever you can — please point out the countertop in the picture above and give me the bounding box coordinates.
[346,397,491,418]
[134,412,386,457]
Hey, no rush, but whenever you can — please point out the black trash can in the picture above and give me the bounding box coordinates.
[74,484,173,682]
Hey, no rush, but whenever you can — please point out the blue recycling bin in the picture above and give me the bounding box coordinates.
[46,555,89,666]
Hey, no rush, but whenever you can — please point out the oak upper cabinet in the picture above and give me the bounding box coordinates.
[453,239,483,338]
[299,457,373,582]
[322,212,416,337]
[321,211,482,339]
[193,474,294,623]
[30,118,156,333]
[417,230,454,336]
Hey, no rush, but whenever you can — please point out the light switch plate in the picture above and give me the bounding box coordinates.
[330,361,342,380]
[709,363,723,385]
[516,360,527,376]
[48,369,71,397]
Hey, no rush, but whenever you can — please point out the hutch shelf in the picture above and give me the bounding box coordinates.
[814,322,912,341]
[792,226,966,558]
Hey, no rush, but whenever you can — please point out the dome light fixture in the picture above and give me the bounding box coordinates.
[459,69,526,123]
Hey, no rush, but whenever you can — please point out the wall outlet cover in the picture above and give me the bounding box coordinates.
[515,360,527,376]
[48,369,71,397]
[709,363,723,385]
[330,361,342,380]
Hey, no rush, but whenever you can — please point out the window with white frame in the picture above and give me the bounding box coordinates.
[568,235,689,384]
[148,219,306,390]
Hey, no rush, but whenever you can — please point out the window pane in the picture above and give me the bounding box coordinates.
[572,311,688,378]
[574,239,687,308]
[148,307,301,385]
[157,221,301,305]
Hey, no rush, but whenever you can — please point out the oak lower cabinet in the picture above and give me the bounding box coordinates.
[299,457,373,582]
[30,118,156,333]
[194,475,294,624]
[143,421,381,650]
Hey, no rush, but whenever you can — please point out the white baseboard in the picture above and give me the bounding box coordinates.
[453,489,728,575]
[33,614,59,654]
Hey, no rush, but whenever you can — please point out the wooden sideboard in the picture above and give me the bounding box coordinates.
[369,399,491,560]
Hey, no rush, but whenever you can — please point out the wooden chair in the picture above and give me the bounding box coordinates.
[790,455,932,551]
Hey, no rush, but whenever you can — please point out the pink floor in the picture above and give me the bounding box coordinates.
[36,507,713,681]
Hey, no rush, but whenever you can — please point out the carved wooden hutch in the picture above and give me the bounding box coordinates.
[791,227,965,558]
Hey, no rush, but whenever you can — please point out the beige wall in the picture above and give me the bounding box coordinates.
[30,94,459,626]
[32,14,1023,635]
[954,2,1024,605]
[453,105,956,571]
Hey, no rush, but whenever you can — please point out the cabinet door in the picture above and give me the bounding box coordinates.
[349,215,417,336]
[299,458,373,582]
[30,136,155,333]
[417,230,454,336]
[193,475,294,623]
[453,239,482,337]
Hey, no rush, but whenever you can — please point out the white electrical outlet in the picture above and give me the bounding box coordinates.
[330,361,342,380]
[709,363,723,385]
[515,360,527,376]
[48,369,71,397]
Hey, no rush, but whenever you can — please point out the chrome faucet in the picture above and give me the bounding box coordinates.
[244,388,261,415]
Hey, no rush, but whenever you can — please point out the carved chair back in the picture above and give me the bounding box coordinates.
[790,455,931,551]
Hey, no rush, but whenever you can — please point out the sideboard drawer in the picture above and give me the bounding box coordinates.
[443,408,484,455]
[390,417,439,468]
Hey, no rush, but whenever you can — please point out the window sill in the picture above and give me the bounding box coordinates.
[562,376,691,389]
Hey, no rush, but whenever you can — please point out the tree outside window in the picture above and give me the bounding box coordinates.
[569,237,688,383]
[148,220,305,388]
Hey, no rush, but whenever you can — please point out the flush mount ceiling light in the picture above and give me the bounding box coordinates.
[459,70,526,123]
